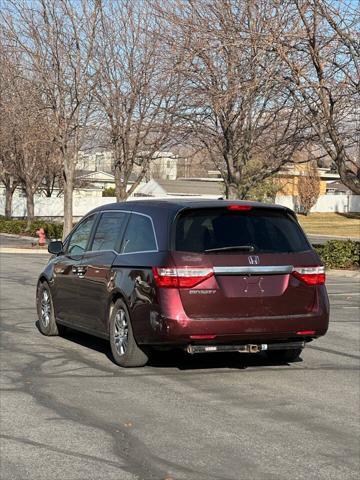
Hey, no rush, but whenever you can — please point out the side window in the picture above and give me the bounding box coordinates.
[67,215,96,256]
[121,213,157,254]
[90,212,128,252]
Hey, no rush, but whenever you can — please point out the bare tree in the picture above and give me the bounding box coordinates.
[93,0,184,201]
[0,44,52,225]
[0,112,19,218]
[0,42,19,218]
[2,0,98,236]
[297,161,321,215]
[273,0,359,193]
[159,0,311,199]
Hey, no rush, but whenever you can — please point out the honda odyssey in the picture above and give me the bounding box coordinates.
[36,199,329,367]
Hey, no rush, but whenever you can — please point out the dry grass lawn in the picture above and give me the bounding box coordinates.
[298,212,360,238]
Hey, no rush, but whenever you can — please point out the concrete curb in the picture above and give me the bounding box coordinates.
[307,233,359,241]
[0,247,49,254]
[0,232,36,241]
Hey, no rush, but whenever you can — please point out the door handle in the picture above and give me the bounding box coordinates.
[72,265,87,277]
[77,265,87,278]
[76,266,87,277]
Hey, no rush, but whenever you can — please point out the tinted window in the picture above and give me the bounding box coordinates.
[67,215,96,255]
[175,208,310,254]
[121,213,157,253]
[91,212,128,252]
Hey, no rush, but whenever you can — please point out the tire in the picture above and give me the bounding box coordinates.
[36,281,61,336]
[266,348,303,363]
[109,299,148,367]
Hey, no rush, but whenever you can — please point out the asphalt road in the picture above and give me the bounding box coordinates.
[0,254,359,480]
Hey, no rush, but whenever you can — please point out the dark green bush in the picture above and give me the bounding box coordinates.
[0,219,24,235]
[102,187,116,197]
[314,240,359,269]
[0,219,63,239]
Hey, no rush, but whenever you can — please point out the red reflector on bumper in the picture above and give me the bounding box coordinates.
[190,335,217,340]
[297,330,316,335]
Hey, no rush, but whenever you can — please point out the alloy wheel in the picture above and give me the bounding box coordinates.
[114,308,128,355]
[40,290,51,328]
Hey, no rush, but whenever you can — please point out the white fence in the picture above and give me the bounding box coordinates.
[1,193,359,218]
[0,195,117,219]
[275,194,360,213]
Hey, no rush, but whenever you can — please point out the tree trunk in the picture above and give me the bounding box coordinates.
[114,164,128,201]
[337,156,360,195]
[63,165,74,239]
[25,188,35,230]
[5,187,14,219]
[227,184,239,200]
[2,176,18,219]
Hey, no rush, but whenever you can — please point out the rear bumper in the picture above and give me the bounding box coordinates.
[138,288,329,345]
[146,315,328,344]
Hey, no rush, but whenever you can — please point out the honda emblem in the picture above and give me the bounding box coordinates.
[248,255,260,265]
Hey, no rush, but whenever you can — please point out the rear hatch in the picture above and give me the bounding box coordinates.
[168,206,323,319]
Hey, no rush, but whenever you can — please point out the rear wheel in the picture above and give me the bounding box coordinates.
[109,299,148,367]
[36,282,62,336]
[266,348,302,363]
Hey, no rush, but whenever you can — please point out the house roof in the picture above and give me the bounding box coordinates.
[326,181,351,193]
[278,166,340,180]
[136,178,224,197]
[76,170,115,181]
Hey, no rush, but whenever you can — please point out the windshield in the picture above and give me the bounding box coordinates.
[174,208,311,254]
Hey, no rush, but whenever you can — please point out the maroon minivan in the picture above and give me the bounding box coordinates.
[37,199,329,367]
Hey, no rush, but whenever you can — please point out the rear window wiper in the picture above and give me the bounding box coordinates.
[204,245,255,253]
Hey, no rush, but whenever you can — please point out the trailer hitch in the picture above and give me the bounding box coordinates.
[186,341,305,355]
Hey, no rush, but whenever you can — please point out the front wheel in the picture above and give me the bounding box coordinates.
[36,282,61,336]
[266,348,303,363]
[109,299,148,367]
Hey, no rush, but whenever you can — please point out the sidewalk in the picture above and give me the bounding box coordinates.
[0,247,49,254]
[326,269,360,279]
[0,233,48,253]
[307,233,359,244]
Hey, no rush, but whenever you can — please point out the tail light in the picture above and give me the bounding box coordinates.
[152,267,214,288]
[292,266,325,285]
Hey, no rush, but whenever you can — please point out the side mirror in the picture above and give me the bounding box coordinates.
[48,240,64,255]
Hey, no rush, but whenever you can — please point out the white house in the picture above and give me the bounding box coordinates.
[76,170,116,190]
[77,150,180,180]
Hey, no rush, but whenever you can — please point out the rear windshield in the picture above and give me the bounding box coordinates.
[174,208,310,254]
